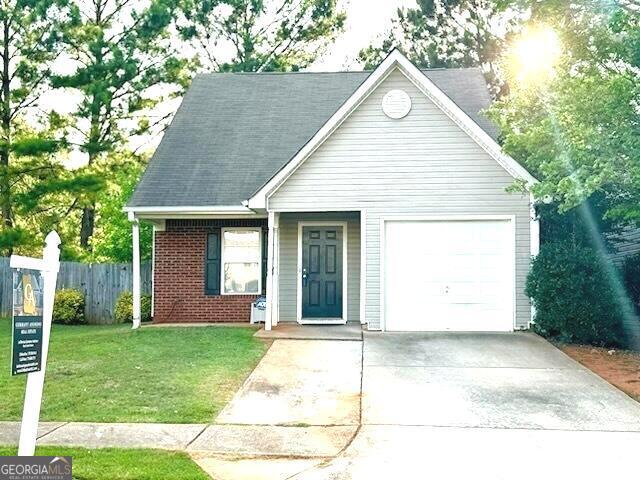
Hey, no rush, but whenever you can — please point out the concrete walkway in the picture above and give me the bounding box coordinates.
[254,323,363,341]
[191,337,363,479]
[0,421,207,450]
[216,339,362,426]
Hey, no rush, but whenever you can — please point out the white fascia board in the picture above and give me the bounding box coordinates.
[123,205,265,219]
[247,49,537,209]
[124,205,255,213]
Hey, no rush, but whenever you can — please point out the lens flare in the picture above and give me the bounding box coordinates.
[507,26,562,87]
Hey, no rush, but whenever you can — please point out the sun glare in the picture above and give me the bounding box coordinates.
[508,26,562,87]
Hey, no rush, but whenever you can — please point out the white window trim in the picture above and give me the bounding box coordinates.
[220,227,263,296]
[296,221,348,324]
[378,214,516,332]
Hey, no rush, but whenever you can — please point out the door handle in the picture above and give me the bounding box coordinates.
[302,268,308,287]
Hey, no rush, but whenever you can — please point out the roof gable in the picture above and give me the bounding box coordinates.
[248,50,536,209]
[128,50,515,211]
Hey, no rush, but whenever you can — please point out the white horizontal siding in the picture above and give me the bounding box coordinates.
[269,68,531,330]
[277,212,360,323]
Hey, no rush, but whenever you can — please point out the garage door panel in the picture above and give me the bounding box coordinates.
[384,219,514,332]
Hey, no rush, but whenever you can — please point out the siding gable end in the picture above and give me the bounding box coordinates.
[269,67,522,210]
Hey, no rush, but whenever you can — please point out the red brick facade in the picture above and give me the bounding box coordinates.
[153,219,267,323]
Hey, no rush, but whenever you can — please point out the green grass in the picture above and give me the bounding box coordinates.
[0,446,210,479]
[0,320,267,423]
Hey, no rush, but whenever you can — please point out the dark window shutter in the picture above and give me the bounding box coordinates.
[205,230,221,295]
[262,228,268,294]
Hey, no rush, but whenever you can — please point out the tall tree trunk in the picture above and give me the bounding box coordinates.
[1,16,13,255]
[79,6,104,251]
[79,93,101,250]
[80,204,95,249]
[79,147,98,250]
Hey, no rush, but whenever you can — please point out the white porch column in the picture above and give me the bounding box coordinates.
[130,213,141,329]
[265,212,275,330]
[272,213,280,327]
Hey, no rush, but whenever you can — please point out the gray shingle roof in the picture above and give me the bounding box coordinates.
[129,68,498,208]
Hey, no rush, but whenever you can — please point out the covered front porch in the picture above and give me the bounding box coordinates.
[263,210,363,331]
[126,209,363,328]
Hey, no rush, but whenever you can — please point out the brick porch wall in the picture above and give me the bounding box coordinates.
[153,219,267,323]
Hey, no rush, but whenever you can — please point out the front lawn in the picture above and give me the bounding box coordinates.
[0,320,267,423]
[0,446,209,479]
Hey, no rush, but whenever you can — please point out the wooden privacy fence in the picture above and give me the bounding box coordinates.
[0,257,151,324]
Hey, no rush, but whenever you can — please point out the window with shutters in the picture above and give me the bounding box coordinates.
[221,228,262,295]
[205,230,221,295]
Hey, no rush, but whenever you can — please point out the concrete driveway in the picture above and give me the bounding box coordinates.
[195,331,640,479]
[362,332,640,430]
[294,332,640,480]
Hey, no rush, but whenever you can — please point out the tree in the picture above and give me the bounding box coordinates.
[53,0,192,251]
[490,3,640,224]
[90,152,152,263]
[0,0,101,255]
[177,0,346,72]
[359,0,524,94]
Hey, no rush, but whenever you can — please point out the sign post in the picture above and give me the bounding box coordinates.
[9,231,61,456]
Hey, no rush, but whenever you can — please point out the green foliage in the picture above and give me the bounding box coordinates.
[622,254,640,313]
[359,0,523,94]
[89,152,152,262]
[53,0,193,250]
[53,288,86,325]
[1,0,346,257]
[177,0,346,72]
[536,195,622,251]
[114,291,152,324]
[0,1,101,256]
[526,242,623,347]
[489,4,640,223]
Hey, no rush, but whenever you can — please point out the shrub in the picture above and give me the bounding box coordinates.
[526,242,623,347]
[622,254,640,313]
[114,291,152,324]
[53,289,86,325]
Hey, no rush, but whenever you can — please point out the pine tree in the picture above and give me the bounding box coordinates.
[0,0,100,255]
[177,0,346,72]
[53,0,192,250]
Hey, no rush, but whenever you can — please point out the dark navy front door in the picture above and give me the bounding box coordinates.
[302,226,343,318]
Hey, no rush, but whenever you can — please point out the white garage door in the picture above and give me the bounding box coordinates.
[384,219,514,332]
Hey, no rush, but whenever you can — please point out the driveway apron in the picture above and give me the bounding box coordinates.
[292,332,640,480]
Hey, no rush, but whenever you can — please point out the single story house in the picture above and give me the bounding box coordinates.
[125,49,538,332]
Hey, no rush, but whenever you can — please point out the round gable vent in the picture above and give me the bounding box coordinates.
[382,89,411,119]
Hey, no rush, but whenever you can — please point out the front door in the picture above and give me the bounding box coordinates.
[301,226,343,319]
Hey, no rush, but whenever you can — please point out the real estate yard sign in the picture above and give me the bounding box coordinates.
[11,271,45,376]
[9,232,61,457]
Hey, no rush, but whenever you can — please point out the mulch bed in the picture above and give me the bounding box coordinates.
[560,344,640,402]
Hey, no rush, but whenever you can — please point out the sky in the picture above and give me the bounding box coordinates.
[311,0,415,71]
